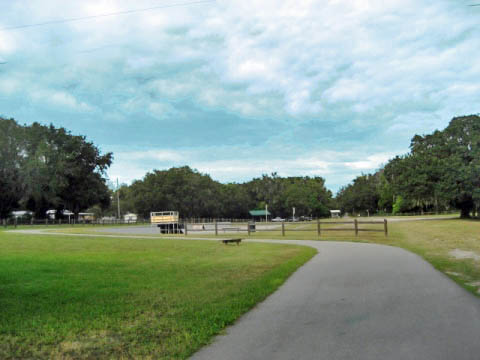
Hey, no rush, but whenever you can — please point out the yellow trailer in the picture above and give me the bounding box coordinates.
[150,211,181,233]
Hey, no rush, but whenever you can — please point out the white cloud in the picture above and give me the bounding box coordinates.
[120,150,185,162]
[1,0,480,192]
[0,78,20,94]
[0,33,16,53]
[50,91,93,111]
[106,147,398,192]
[28,89,93,112]
[344,153,394,171]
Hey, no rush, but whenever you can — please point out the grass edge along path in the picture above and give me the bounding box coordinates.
[249,219,480,298]
[0,233,316,359]
[10,217,480,299]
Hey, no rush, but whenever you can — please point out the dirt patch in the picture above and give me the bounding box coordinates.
[449,249,480,261]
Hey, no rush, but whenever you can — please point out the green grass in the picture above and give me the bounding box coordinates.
[5,215,480,357]
[24,217,480,296]
[0,232,315,359]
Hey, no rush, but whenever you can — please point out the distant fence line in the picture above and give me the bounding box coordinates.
[2,217,387,237]
[1,218,150,228]
[183,219,388,237]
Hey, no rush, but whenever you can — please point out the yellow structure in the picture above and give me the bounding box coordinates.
[78,212,95,223]
[150,211,180,233]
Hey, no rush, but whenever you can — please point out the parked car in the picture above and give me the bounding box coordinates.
[272,217,285,222]
[288,217,299,222]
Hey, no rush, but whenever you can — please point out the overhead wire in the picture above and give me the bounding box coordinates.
[0,0,215,32]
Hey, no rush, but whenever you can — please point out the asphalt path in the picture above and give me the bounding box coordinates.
[8,228,480,359]
[191,240,480,360]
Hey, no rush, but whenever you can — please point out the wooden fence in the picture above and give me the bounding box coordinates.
[185,219,388,237]
[2,217,388,237]
[316,219,387,236]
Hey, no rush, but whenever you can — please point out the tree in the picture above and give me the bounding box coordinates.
[124,169,333,219]
[336,174,380,215]
[0,118,112,218]
[20,123,112,217]
[382,115,480,218]
[128,166,225,219]
[282,178,331,217]
[0,118,23,219]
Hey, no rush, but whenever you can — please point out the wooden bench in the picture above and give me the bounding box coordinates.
[221,238,242,245]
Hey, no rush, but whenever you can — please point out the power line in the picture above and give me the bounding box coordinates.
[0,0,215,32]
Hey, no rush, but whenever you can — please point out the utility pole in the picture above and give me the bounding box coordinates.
[117,178,121,220]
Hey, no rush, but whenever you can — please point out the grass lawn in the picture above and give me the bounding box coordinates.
[0,231,315,359]
[4,216,479,358]
[21,216,480,297]
[54,216,477,297]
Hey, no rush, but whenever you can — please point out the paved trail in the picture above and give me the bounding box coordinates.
[192,241,480,360]
[9,228,480,359]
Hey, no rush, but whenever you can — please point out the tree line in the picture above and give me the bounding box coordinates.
[3,114,479,220]
[336,115,480,218]
[116,168,334,219]
[0,117,334,220]
[0,117,112,219]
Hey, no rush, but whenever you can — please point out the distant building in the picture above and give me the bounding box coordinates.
[124,213,138,222]
[330,210,341,218]
[249,209,271,221]
[11,210,32,219]
[46,209,74,220]
[78,213,95,222]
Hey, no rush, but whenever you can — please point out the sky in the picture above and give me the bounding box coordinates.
[0,0,479,193]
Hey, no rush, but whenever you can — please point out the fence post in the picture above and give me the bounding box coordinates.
[384,219,388,237]
[317,218,321,236]
[354,219,358,236]
[248,222,251,236]
[215,220,218,236]
[282,221,285,236]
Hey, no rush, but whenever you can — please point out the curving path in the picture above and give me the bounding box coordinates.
[8,229,480,359]
[191,240,480,360]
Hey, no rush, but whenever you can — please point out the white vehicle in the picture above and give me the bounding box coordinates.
[272,217,285,222]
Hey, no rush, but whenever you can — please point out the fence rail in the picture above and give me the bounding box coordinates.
[184,219,388,237]
[2,217,388,237]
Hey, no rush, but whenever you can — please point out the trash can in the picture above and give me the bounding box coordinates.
[248,222,256,233]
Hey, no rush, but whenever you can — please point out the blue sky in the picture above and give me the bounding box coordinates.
[1,0,479,192]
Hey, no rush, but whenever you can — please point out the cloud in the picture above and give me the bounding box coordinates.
[0,0,479,192]
[106,146,398,193]
[344,154,395,171]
